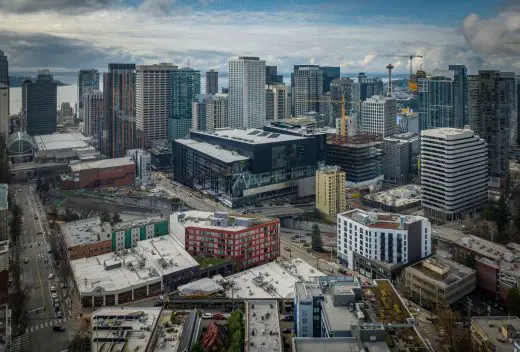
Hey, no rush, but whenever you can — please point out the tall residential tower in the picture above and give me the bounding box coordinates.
[22,70,57,136]
[77,69,100,120]
[205,69,218,95]
[169,68,200,141]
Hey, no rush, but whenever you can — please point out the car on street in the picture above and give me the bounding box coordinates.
[48,273,54,280]
[281,315,294,322]
[56,311,64,318]
[153,301,164,307]
[23,257,29,264]
[202,313,213,319]
[212,313,225,320]
[50,286,56,292]
[51,293,58,299]
[52,325,65,332]
[54,303,60,309]
[18,189,21,193]
[282,329,293,334]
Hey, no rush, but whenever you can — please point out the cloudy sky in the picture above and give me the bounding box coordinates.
[0,0,519,74]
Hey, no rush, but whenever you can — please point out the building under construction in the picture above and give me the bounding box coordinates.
[326,133,383,189]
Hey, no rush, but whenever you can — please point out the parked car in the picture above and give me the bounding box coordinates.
[153,301,164,307]
[56,311,64,318]
[51,293,58,299]
[50,286,56,292]
[281,315,294,322]
[48,273,54,280]
[202,313,213,319]
[23,257,29,264]
[212,313,225,320]
[52,325,65,332]
[282,329,293,334]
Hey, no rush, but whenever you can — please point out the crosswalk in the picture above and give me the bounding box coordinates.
[26,317,68,334]
[22,241,44,249]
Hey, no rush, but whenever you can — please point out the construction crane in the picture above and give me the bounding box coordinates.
[380,54,423,92]
[304,96,349,136]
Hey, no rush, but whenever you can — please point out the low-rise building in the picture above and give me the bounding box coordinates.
[0,184,7,241]
[112,217,169,252]
[363,184,421,212]
[170,211,280,271]
[245,300,282,352]
[61,157,136,190]
[315,166,347,217]
[404,255,476,308]
[471,316,520,352]
[337,209,432,280]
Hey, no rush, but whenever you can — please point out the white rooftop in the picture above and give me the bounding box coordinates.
[91,307,161,352]
[247,300,282,352]
[220,259,324,299]
[421,127,475,139]
[175,139,249,163]
[364,184,422,207]
[70,157,135,172]
[33,133,90,151]
[71,235,199,295]
[197,128,309,144]
[60,217,112,247]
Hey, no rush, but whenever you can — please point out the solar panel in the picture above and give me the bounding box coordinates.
[267,133,280,138]
[248,130,261,135]
[258,131,269,137]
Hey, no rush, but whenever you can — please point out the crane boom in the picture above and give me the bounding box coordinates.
[305,96,347,136]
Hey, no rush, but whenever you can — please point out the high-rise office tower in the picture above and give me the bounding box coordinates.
[103,63,137,158]
[0,84,8,142]
[330,78,355,119]
[418,70,455,130]
[421,128,488,221]
[229,56,266,129]
[83,91,103,138]
[265,83,289,121]
[136,64,177,147]
[22,70,57,136]
[0,49,8,86]
[448,65,468,127]
[191,94,229,132]
[321,66,340,93]
[77,69,100,120]
[354,73,384,101]
[292,65,323,116]
[265,65,283,84]
[516,75,520,148]
[469,71,516,184]
[205,69,218,95]
[169,68,200,141]
[361,95,397,137]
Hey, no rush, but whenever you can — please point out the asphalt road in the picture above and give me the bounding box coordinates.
[14,184,71,352]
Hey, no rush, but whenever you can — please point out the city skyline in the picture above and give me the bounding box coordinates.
[0,0,518,74]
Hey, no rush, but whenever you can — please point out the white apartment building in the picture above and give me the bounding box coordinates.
[421,127,488,221]
[266,83,289,121]
[361,95,398,137]
[206,94,229,131]
[126,149,151,185]
[229,57,266,129]
[83,91,103,137]
[136,64,178,146]
[337,209,431,278]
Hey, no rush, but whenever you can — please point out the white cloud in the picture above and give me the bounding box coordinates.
[0,3,518,73]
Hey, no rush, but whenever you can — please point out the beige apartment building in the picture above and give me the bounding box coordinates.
[315,165,347,216]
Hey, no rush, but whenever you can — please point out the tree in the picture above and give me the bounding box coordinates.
[49,204,58,223]
[100,209,111,223]
[191,342,204,352]
[311,223,323,252]
[227,310,244,352]
[463,253,476,269]
[111,213,122,225]
[507,288,520,317]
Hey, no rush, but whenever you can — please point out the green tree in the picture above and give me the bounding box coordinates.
[311,223,323,251]
[227,310,244,352]
[507,288,520,317]
[100,209,111,223]
[191,342,204,352]
[111,213,122,225]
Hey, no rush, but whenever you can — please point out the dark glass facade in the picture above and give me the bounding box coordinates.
[321,66,340,93]
[22,71,57,136]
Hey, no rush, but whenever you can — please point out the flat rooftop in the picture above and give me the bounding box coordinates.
[154,309,188,352]
[221,259,324,299]
[91,307,161,352]
[34,133,90,151]
[175,139,249,163]
[247,300,282,352]
[472,316,520,352]
[321,292,358,333]
[60,217,112,247]
[364,184,421,208]
[71,235,199,295]
[421,127,475,139]
[170,211,276,246]
[195,128,310,144]
[70,157,135,172]
[338,208,426,230]
[292,338,388,352]
[406,255,475,288]
[112,216,167,231]
[0,184,7,211]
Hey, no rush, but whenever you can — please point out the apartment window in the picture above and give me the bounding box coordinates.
[302,318,308,324]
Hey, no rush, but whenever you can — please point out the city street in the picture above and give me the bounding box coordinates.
[14,184,72,352]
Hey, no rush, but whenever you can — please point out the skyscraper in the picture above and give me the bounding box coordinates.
[169,68,200,141]
[265,65,283,84]
[136,64,177,147]
[448,65,468,127]
[361,95,397,137]
[469,71,516,185]
[103,63,137,158]
[83,91,103,138]
[321,66,340,93]
[265,83,289,121]
[418,70,455,130]
[205,69,218,95]
[77,69,100,119]
[0,49,8,87]
[330,78,355,119]
[205,94,229,132]
[0,85,8,142]
[229,56,266,129]
[354,73,384,101]
[292,65,323,116]
[22,70,57,136]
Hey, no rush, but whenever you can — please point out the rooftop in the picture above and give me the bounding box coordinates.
[195,128,310,144]
[175,139,249,163]
[112,216,167,231]
[292,338,389,352]
[91,307,161,352]
[221,259,324,299]
[364,279,413,325]
[170,211,277,246]
[33,133,90,151]
[472,316,520,352]
[421,127,475,139]
[384,132,419,142]
[0,184,7,211]
[70,157,135,172]
[154,309,189,352]
[364,184,421,208]
[60,217,112,248]
[71,235,199,295]
[406,255,475,288]
[338,208,426,230]
[246,300,282,352]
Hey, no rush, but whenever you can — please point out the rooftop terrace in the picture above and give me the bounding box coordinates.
[339,208,425,230]
[246,300,282,352]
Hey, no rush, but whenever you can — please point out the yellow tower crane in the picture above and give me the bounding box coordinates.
[305,96,349,136]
